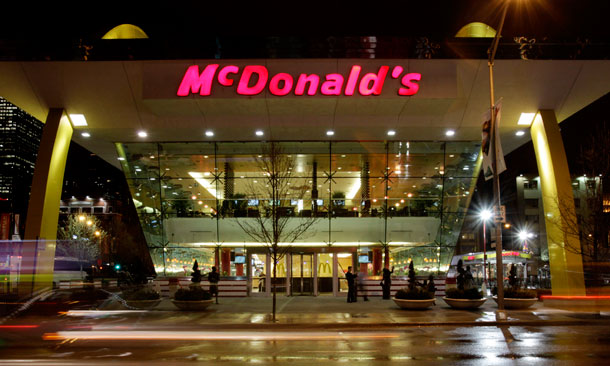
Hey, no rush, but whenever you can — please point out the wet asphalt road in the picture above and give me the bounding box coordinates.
[2,317,610,365]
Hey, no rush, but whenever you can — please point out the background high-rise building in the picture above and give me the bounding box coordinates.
[0,96,43,235]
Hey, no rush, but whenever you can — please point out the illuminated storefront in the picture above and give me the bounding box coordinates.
[117,139,481,293]
[1,56,607,296]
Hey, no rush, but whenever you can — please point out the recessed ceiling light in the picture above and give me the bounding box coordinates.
[326,130,335,136]
[138,131,148,138]
[69,114,87,127]
[518,112,536,126]
[387,130,396,136]
[445,130,455,137]
[515,130,525,136]
[205,130,214,137]
[255,130,264,136]
[81,132,90,138]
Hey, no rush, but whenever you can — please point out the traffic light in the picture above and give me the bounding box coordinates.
[114,264,121,270]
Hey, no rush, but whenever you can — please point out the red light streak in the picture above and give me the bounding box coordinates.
[0,325,39,329]
[540,295,610,300]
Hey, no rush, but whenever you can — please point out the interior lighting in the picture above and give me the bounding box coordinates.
[81,132,91,138]
[205,130,214,137]
[191,195,197,200]
[387,130,396,136]
[69,114,88,127]
[326,130,335,136]
[445,130,455,137]
[518,113,536,126]
[407,193,413,198]
[515,130,525,136]
[255,130,264,136]
[117,157,125,161]
[137,131,148,138]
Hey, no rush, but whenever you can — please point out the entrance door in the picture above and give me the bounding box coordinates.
[291,253,313,295]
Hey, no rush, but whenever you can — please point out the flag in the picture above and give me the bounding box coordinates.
[481,100,506,181]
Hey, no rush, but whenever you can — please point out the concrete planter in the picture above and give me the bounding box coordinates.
[125,299,161,309]
[493,296,537,309]
[443,297,486,309]
[171,299,214,311]
[393,298,436,310]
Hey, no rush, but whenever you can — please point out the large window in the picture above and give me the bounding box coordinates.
[117,141,480,276]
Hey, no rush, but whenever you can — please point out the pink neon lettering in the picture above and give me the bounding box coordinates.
[398,73,422,96]
[176,64,219,96]
[236,66,269,95]
[295,74,320,95]
[269,73,294,96]
[320,74,344,95]
[218,65,239,86]
[358,66,389,96]
[391,66,403,78]
[344,66,361,96]
[177,64,421,97]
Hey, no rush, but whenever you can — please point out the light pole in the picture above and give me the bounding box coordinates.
[488,0,510,317]
[479,209,493,294]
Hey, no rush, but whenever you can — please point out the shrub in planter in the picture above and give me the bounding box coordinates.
[445,288,484,300]
[122,287,161,301]
[69,288,109,302]
[502,288,537,299]
[191,260,202,284]
[174,286,212,301]
[395,287,434,300]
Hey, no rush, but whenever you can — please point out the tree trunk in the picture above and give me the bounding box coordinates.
[272,250,277,321]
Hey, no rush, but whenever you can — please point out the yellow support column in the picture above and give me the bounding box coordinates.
[20,109,73,294]
[531,110,586,296]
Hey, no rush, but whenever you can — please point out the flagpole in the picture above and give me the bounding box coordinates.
[488,0,510,317]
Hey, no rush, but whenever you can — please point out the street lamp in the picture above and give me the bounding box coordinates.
[487,0,511,317]
[518,230,534,253]
[479,209,493,293]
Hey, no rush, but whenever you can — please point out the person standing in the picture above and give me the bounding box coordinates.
[346,266,357,303]
[208,266,220,304]
[381,266,394,299]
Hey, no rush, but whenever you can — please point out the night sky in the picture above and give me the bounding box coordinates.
[1,1,608,41]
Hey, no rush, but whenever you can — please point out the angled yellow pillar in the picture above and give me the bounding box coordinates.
[20,109,73,294]
[531,110,585,296]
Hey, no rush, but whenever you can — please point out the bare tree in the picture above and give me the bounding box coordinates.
[235,142,318,321]
[549,121,610,286]
[57,213,107,279]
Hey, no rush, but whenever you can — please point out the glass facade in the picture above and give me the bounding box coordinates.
[116,141,481,277]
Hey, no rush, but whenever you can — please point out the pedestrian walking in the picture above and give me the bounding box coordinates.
[208,266,220,304]
[381,265,394,299]
[346,266,357,303]
[358,271,369,301]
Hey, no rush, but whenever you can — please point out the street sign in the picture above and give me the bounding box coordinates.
[493,205,506,223]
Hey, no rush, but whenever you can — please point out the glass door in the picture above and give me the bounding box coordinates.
[291,253,314,295]
[250,253,266,295]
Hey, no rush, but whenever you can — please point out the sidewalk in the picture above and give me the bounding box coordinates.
[97,295,610,329]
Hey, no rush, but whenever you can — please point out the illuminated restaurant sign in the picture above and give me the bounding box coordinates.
[177,64,421,97]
